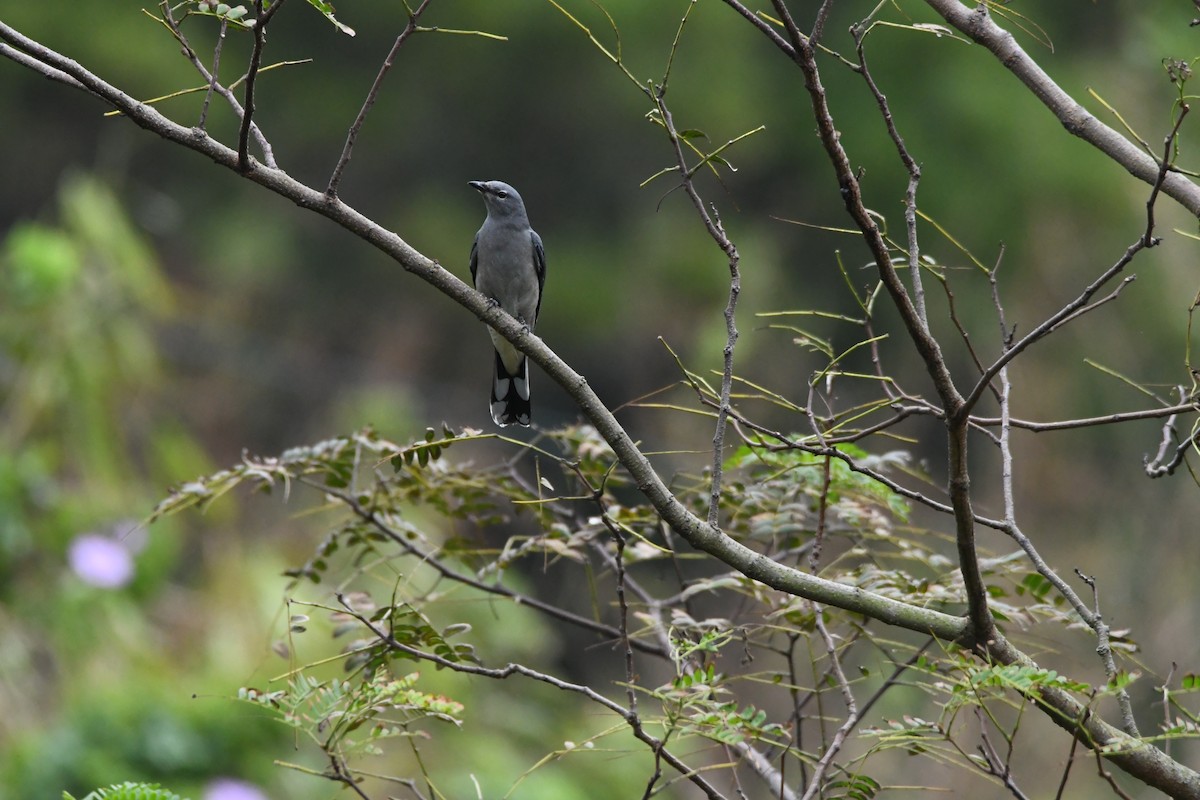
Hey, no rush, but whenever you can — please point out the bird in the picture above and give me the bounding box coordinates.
[468,180,546,427]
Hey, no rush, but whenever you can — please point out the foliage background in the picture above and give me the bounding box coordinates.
[0,1,1198,797]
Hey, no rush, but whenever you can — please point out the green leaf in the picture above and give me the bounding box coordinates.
[1108,669,1139,691]
[70,784,187,800]
[1019,572,1053,599]
[304,0,356,35]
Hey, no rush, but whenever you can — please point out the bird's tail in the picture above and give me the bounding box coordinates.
[490,349,531,427]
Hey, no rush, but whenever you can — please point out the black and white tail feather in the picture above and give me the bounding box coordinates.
[490,350,531,427]
[468,179,546,428]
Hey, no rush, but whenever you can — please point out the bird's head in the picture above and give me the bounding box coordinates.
[469,180,526,220]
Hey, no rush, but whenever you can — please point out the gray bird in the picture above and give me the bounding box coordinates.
[469,180,546,427]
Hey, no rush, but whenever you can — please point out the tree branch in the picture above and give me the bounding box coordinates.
[726,0,994,648]
[799,607,858,800]
[968,400,1200,432]
[8,13,1199,796]
[198,18,228,130]
[852,19,927,330]
[652,95,743,530]
[964,105,1182,417]
[156,2,278,167]
[0,41,87,90]
[0,17,967,648]
[923,0,1200,218]
[238,0,286,171]
[987,634,1198,798]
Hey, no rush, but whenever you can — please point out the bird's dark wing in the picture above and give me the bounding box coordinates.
[531,229,546,319]
[469,234,480,286]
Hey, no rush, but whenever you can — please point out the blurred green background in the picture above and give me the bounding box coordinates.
[1,1,1198,797]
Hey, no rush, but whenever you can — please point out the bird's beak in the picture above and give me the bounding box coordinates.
[468,180,487,193]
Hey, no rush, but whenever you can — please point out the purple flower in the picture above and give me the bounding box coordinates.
[204,778,269,800]
[68,533,134,588]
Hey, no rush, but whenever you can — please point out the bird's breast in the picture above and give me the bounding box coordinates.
[474,224,540,324]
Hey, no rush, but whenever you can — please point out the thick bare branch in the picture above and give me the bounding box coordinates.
[923,0,1200,218]
[0,41,86,90]
[722,0,994,649]
[987,634,1198,798]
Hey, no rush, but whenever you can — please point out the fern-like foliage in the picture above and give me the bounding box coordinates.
[63,783,186,800]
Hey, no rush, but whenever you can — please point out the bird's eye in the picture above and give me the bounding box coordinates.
[496,190,508,199]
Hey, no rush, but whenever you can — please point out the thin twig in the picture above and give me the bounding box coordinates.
[1146,406,1182,477]
[986,298,1138,736]
[799,610,857,800]
[157,2,278,167]
[810,0,834,46]
[977,710,1031,800]
[651,13,743,532]
[770,0,807,54]
[799,452,858,800]
[327,753,372,799]
[1143,86,1190,247]
[1162,662,1178,760]
[1093,745,1137,800]
[709,202,741,529]
[326,0,434,198]
[199,17,228,129]
[1076,569,1140,737]
[852,21,926,330]
[574,464,640,717]
[720,0,797,57]
[1054,714,1082,799]
[964,236,1152,417]
[939,265,994,382]
[238,0,287,172]
[971,399,1200,432]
